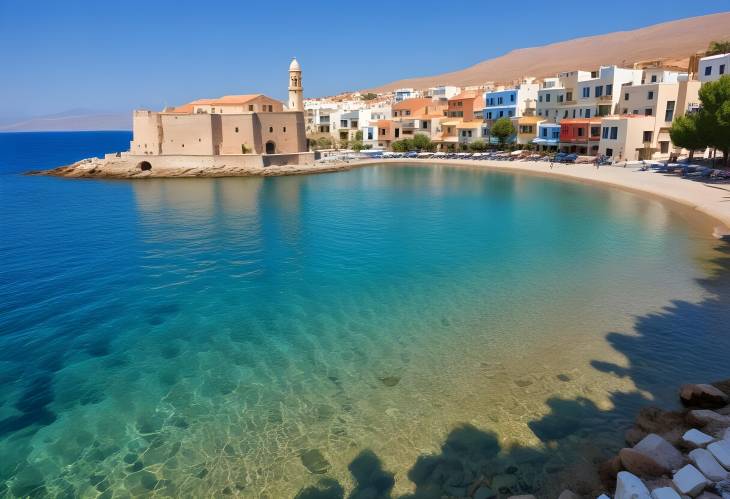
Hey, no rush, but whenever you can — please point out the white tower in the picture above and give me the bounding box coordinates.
[288,58,303,112]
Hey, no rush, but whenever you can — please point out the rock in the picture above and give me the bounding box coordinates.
[492,473,517,494]
[620,448,670,477]
[615,471,652,499]
[634,434,685,472]
[299,449,330,474]
[651,488,681,499]
[557,490,580,499]
[680,384,729,409]
[695,492,722,499]
[379,376,400,387]
[688,410,730,427]
[627,428,649,446]
[599,455,623,487]
[716,479,730,499]
[444,485,467,496]
[689,448,729,481]
[683,429,716,448]
[672,464,709,497]
[598,495,611,499]
[507,496,536,499]
[708,440,730,469]
[474,486,496,499]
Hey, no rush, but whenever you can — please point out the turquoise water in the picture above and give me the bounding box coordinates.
[1,132,730,498]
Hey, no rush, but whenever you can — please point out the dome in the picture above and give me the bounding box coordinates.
[289,58,301,72]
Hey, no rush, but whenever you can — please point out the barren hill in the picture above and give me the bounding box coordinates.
[368,12,730,93]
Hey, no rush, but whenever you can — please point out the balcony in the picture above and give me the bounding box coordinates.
[598,95,613,102]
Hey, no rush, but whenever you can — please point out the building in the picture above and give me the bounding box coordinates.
[428,85,462,102]
[566,66,643,120]
[394,88,418,102]
[446,92,483,121]
[536,70,592,122]
[533,122,561,151]
[559,118,602,154]
[596,115,658,161]
[699,53,730,83]
[512,116,544,145]
[483,78,539,122]
[129,59,312,168]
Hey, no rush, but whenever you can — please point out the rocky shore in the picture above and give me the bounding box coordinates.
[559,381,730,499]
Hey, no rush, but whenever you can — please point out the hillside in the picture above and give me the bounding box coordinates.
[368,12,730,92]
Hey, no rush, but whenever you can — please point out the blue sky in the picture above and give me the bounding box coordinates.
[1,0,728,120]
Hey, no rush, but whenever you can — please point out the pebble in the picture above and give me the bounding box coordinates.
[634,433,685,471]
[673,464,709,497]
[683,429,716,448]
[616,471,652,499]
[708,440,730,469]
[689,448,729,481]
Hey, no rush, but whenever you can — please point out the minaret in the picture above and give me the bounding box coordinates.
[288,58,303,112]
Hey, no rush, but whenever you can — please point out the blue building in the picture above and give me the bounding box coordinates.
[532,123,561,151]
[483,89,517,121]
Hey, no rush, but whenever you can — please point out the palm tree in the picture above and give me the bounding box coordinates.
[707,40,730,56]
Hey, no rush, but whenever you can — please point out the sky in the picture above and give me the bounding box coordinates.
[1,0,729,120]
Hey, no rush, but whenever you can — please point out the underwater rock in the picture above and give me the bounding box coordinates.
[557,374,571,382]
[379,376,400,387]
[300,449,330,474]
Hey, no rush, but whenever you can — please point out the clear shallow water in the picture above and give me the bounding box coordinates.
[1,132,729,498]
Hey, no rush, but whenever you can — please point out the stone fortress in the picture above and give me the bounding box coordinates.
[110,58,314,173]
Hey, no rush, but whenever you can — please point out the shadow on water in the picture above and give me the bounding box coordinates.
[295,244,730,498]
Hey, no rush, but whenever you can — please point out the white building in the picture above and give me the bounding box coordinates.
[565,66,643,120]
[394,88,419,102]
[482,78,539,122]
[428,85,461,102]
[699,53,730,83]
[536,70,592,123]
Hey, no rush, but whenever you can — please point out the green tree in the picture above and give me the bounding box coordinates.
[697,75,730,166]
[355,130,363,141]
[707,40,730,56]
[468,139,487,152]
[361,93,378,101]
[316,136,333,150]
[351,141,372,152]
[411,133,435,151]
[669,114,704,160]
[490,118,516,147]
[391,139,414,152]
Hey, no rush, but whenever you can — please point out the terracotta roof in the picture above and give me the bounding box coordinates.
[449,91,481,101]
[376,120,392,127]
[392,97,432,111]
[456,121,486,128]
[169,94,279,113]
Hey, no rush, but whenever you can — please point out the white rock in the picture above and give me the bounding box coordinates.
[616,471,652,499]
[634,433,685,471]
[651,487,682,499]
[684,429,716,448]
[689,448,729,481]
[597,495,611,499]
[708,440,730,469]
[673,464,709,496]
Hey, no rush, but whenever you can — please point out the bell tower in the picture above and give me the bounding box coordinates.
[288,58,303,112]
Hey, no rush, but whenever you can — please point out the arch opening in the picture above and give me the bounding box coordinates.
[137,161,152,171]
[265,141,276,154]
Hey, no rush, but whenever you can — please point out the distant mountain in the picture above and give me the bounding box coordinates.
[367,12,730,92]
[0,109,131,132]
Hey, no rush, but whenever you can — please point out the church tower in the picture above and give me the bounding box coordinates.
[288,58,303,112]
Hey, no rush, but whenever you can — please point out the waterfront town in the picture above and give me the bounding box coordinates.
[305,49,729,163]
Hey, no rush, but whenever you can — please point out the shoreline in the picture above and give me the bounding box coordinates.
[32,157,730,233]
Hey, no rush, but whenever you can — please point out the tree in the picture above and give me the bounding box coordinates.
[669,114,704,160]
[361,93,378,101]
[697,76,730,166]
[351,141,372,152]
[490,118,516,147]
[355,130,363,141]
[391,139,414,152]
[411,133,435,151]
[707,40,730,56]
[468,139,488,152]
[316,136,333,150]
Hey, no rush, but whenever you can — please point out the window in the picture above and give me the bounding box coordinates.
[510,94,515,102]
[647,91,654,100]
[422,121,428,129]
[249,105,254,111]
[542,128,548,137]
[595,86,603,97]
[622,108,628,114]
[721,64,726,75]
[367,129,373,140]
[644,108,652,116]
[572,109,576,118]
[578,128,584,137]
[546,94,551,102]
[602,127,609,139]
[269,126,273,132]
[498,111,504,117]
[558,95,564,103]
[235,127,239,133]
[282,127,286,132]
[582,87,590,98]
[539,95,543,102]
[606,84,613,96]
[590,126,600,137]
[566,91,573,101]
[624,93,630,101]
[651,75,657,83]
[508,110,514,117]
[660,141,669,154]
[610,127,618,140]
[665,101,675,122]
[269,105,273,112]
[497,97,503,104]
[643,131,653,142]
[340,120,348,127]
[705,66,712,76]
[486,112,492,119]
[585,109,591,118]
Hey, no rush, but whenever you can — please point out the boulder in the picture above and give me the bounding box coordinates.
[708,440,730,469]
[695,492,722,499]
[672,464,709,497]
[650,487,682,499]
[619,448,670,477]
[634,434,685,472]
[627,428,649,446]
[680,384,729,409]
[689,448,729,481]
[683,429,716,448]
[615,471,652,499]
[687,410,730,427]
[597,495,611,499]
[600,455,623,487]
